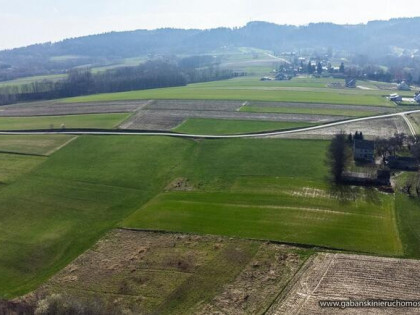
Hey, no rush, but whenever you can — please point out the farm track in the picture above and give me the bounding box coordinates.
[0,109,419,138]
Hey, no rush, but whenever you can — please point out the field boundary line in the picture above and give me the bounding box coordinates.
[45,136,78,156]
[236,101,249,111]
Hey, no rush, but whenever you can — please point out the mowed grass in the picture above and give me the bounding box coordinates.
[241,105,386,117]
[124,178,402,256]
[0,154,45,184]
[0,113,130,130]
[124,139,402,256]
[0,135,75,155]
[61,77,394,106]
[174,118,313,135]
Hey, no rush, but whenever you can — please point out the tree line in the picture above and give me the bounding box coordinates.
[0,60,234,105]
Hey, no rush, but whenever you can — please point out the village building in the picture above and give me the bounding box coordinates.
[385,156,419,171]
[353,139,375,162]
[389,93,402,102]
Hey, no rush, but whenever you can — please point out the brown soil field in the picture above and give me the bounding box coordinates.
[275,116,410,140]
[28,229,309,315]
[120,109,346,130]
[145,99,245,111]
[267,253,420,315]
[247,101,397,113]
[0,100,148,117]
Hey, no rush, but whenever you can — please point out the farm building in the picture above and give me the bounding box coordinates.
[389,93,402,102]
[354,139,375,162]
[385,156,419,171]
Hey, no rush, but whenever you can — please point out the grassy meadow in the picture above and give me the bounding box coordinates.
[0,135,414,298]
[61,77,395,106]
[123,139,402,255]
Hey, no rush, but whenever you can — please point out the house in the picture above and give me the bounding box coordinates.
[354,140,375,162]
[385,156,419,171]
[389,93,402,102]
[398,81,411,91]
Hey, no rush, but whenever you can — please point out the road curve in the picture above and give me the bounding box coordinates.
[0,109,419,139]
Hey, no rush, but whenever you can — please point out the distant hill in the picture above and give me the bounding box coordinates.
[1,17,420,80]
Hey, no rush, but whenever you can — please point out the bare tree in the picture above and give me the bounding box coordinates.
[326,132,352,183]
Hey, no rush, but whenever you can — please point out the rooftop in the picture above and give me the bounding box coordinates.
[354,139,375,150]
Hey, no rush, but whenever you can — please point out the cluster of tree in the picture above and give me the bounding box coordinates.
[0,60,234,105]
[2,18,420,81]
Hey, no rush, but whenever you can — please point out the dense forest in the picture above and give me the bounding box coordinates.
[1,18,420,81]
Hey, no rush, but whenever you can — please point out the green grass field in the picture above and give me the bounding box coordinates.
[395,193,420,258]
[240,105,387,117]
[61,77,395,106]
[0,136,195,298]
[0,135,413,299]
[124,179,401,256]
[174,118,313,134]
[0,113,130,130]
[0,154,45,184]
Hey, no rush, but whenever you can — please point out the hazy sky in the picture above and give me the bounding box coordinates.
[1,0,420,50]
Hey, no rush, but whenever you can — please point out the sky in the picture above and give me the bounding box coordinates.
[1,0,420,50]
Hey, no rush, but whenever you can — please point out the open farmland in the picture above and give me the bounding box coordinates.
[119,99,349,131]
[268,253,420,315]
[0,154,45,184]
[241,101,397,117]
[0,135,75,155]
[33,229,310,315]
[0,100,146,117]
[124,178,402,255]
[0,136,196,297]
[61,77,396,106]
[0,113,130,130]
[174,118,313,134]
[275,116,410,139]
[0,135,414,299]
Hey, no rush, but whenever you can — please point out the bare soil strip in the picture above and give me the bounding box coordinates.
[0,101,148,117]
